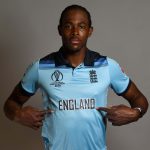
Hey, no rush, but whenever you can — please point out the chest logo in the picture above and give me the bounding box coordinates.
[51,70,63,81]
[50,70,65,87]
[89,70,98,83]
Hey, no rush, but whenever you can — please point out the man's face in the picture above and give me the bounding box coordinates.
[58,9,93,53]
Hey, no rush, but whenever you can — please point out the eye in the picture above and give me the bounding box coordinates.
[64,24,72,29]
[79,24,87,30]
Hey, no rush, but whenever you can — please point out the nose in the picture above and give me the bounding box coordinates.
[71,26,79,36]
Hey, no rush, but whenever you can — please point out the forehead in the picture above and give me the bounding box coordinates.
[62,9,89,24]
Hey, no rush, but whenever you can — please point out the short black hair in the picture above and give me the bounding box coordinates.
[59,5,92,27]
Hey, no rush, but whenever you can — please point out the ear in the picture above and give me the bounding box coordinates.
[58,25,62,36]
[88,26,93,37]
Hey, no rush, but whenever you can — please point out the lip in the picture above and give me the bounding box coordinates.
[70,37,80,44]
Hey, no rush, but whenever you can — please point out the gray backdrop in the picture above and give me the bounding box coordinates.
[0,0,150,150]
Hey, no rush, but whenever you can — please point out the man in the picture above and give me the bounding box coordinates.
[4,4,148,150]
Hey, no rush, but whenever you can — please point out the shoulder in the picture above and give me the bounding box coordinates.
[87,50,108,67]
[24,60,39,73]
[107,57,118,64]
[39,52,57,64]
[38,51,59,68]
[88,50,121,67]
[106,57,121,68]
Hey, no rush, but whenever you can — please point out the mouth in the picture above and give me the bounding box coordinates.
[70,37,80,44]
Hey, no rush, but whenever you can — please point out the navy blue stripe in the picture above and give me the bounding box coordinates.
[117,79,132,96]
[39,63,55,69]
[19,82,35,96]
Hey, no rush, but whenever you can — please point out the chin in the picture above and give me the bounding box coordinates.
[65,46,82,54]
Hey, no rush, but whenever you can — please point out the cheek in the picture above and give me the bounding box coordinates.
[80,32,89,40]
[61,33,70,41]
[61,32,69,37]
[79,29,90,37]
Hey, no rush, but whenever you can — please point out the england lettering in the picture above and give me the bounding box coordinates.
[59,98,95,110]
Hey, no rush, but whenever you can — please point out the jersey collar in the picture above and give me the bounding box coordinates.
[55,47,101,67]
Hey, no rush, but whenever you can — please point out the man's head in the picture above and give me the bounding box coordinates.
[58,5,93,53]
[59,5,92,28]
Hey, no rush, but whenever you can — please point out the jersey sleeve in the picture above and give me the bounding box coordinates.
[20,61,39,96]
[107,57,130,95]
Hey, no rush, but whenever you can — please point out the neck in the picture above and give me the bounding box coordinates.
[62,47,88,67]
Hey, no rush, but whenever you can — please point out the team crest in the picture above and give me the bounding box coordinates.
[89,70,98,83]
[50,70,65,87]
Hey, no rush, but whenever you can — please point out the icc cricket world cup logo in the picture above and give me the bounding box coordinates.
[50,70,64,87]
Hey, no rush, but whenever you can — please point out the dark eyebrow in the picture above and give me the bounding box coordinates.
[62,21,72,25]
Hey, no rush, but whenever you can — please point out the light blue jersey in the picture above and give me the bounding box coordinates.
[21,49,130,150]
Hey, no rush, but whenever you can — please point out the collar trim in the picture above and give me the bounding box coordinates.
[55,48,101,67]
